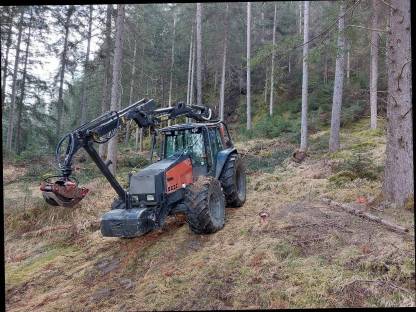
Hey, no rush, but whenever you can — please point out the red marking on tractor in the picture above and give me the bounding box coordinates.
[165,159,193,194]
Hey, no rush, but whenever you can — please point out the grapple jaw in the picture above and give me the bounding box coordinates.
[40,177,89,208]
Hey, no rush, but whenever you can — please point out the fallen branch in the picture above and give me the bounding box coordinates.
[321,198,409,234]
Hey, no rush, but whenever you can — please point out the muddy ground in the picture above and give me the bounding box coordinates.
[4,118,415,310]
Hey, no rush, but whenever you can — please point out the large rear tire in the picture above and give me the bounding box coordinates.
[185,177,225,234]
[219,154,246,207]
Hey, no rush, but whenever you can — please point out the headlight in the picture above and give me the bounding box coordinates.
[146,194,155,201]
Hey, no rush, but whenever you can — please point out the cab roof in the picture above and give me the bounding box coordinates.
[159,121,222,133]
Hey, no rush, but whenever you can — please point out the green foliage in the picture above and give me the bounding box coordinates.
[244,147,293,174]
[341,100,367,126]
[118,153,149,169]
[330,152,383,186]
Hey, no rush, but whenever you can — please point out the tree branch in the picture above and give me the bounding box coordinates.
[346,24,387,32]
[397,59,411,91]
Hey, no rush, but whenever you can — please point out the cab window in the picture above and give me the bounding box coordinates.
[208,127,224,160]
[164,129,207,165]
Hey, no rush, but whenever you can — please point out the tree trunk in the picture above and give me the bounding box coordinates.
[261,3,265,44]
[135,43,146,151]
[190,22,196,107]
[196,3,203,106]
[106,4,125,176]
[346,43,350,82]
[383,0,413,207]
[168,13,176,126]
[6,8,24,152]
[56,6,74,139]
[264,67,268,105]
[99,4,113,159]
[329,2,346,152]
[79,5,93,126]
[300,1,309,151]
[125,39,137,144]
[15,9,33,154]
[186,25,194,105]
[299,2,302,35]
[1,13,13,110]
[219,3,229,122]
[246,2,252,130]
[324,46,328,84]
[370,0,380,129]
[168,13,176,108]
[269,3,277,117]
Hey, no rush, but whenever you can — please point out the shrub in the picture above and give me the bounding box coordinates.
[332,151,382,181]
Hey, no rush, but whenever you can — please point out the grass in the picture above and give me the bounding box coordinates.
[4,116,415,310]
[6,244,78,287]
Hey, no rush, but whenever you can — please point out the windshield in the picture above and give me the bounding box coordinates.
[164,129,206,165]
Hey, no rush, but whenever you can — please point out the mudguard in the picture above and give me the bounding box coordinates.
[215,147,237,179]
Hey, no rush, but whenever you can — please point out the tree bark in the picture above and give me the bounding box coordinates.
[135,43,146,151]
[1,12,13,110]
[269,3,277,117]
[383,0,413,207]
[168,12,177,126]
[15,9,33,154]
[219,3,229,122]
[190,24,196,106]
[264,67,268,105]
[246,2,252,130]
[370,0,380,129]
[329,2,346,152]
[196,3,203,106]
[99,4,113,159]
[6,8,24,152]
[168,13,176,108]
[106,4,125,176]
[186,25,194,106]
[324,46,328,84]
[300,1,309,151]
[346,43,350,82]
[125,38,137,144]
[79,5,93,126]
[56,5,75,139]
[299,2,302,35]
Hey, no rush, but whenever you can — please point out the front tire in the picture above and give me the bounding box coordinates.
[185,177,225,234]
[220,154,246,207]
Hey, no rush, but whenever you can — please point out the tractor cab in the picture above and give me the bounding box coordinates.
[156,122,233,178]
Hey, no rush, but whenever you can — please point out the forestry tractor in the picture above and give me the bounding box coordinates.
[40,99,246,238]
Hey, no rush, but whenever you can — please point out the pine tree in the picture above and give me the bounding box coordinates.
[106,4,125,175]
[329,2,346,152]
[300,1,309,152]
[383,0,413,207]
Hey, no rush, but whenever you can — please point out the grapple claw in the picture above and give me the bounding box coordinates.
[40,176,89,208]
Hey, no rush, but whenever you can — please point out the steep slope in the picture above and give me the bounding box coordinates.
[4,117,415,310]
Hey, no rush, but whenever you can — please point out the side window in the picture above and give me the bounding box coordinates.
[208,128,223,160]
[214,128,224,151]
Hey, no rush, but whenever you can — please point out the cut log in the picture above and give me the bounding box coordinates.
[321,198,409,233]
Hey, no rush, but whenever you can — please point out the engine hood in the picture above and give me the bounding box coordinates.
[129,156,187,195]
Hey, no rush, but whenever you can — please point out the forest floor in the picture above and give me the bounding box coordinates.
[4,117,415,310]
